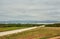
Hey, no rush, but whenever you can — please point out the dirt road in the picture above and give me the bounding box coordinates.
[0,27,37,36]
[0,25,45,36]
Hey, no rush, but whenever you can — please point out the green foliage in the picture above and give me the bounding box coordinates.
[0,24,43,27]
[45,23,60,27]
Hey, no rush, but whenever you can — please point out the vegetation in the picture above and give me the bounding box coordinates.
[0,27,60,39]
[45,23,60,27]
[0,23,60,39]
[0,24,43,27]
[0,27,27,32]
[0,24,43,32]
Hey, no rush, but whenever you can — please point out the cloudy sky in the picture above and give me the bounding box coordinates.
[0,0,60,21]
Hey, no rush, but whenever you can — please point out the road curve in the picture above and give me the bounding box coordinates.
[0,27,37,36]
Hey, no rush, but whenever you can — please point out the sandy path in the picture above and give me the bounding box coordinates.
[0,27,37,36]
[48,36,60,39]
[0,25,45,36]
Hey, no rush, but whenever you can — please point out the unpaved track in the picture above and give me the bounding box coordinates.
[0,27,37,36]
[48,36,60,39]
[0,25,45,36]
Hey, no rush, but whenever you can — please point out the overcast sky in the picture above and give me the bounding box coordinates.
[0,0,60,21]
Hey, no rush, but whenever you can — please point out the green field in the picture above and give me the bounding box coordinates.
[0,27,27,32]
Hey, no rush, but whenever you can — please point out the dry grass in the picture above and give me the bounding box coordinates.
[0,27,60,39]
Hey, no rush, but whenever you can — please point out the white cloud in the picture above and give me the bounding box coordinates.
[0,0,60,21]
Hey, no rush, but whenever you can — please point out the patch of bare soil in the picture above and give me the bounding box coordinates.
[48,36,60,39]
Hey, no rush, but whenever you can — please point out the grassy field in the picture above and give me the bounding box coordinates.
[0,27,60,39]
[0,23,60,39]
[0,27,28,32]
[0,24,43,32]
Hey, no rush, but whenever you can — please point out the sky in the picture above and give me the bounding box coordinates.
[0,0,60,21]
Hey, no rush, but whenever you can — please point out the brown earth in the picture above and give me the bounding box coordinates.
[48,36,60,39]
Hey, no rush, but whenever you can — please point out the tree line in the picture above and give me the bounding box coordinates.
[45,23,60,27]
[0,24,43,27]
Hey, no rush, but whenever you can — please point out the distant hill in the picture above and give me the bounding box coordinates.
[0,20,60,24]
